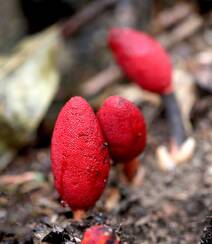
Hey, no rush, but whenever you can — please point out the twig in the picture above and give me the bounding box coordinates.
[159,14,203,48]
[150,2,194,33]
[81,65,122,97]
[114,0,137,27]
[61,0,118,38]
[0,172,43,186]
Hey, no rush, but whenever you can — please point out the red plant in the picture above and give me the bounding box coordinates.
[97,96,146,162]
[81,225,120,244]
[109,28,172,94]
[51,96,110,214]
[97,95,146,180]
[108,28,195,170]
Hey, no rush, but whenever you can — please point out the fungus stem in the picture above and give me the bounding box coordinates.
[123,158,140,182]
[73,209,86,221]
[162,92,187,147]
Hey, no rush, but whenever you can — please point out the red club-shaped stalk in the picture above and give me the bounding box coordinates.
[51,96,110,219]
[97,95,146,182]
[108,27,195,170]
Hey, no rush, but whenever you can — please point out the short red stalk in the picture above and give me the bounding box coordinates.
[122,157,141,182]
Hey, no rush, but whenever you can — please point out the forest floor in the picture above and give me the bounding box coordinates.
[0,1,212,243]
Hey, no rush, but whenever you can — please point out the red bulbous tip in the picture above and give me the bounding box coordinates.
[51,96,110,211]
[81,225,120,244]
[97,96,146,162]
[108,27,173,94]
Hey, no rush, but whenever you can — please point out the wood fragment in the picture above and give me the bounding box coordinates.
[81,65,122,97]
[150,2,194,33]
[171,137,196,165]
[61,0,118,38]
[114,0,137,27]
[105,187,120,211]
[156,146,176,171]
[159,14,203,48]
[188,49,212,92]
[156,137,196,171]
[0,172,42,186]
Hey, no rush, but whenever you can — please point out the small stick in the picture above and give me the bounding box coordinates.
[0,172,41,186]
[150,2,193,33]
[81,65,122,97]
[105,187,120,211]
[61,0,118,38]
[159,14,203,48]
[114,0,137,27]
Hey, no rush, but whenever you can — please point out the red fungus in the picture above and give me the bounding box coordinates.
[109,28,172,94]
[108,28,195,170]
[81,225,120,244]
[51,96,110,214]
[97,96,146,181]
[97,96,146,162]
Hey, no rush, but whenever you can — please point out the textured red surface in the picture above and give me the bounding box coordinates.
[51,96,110,210]
[108,28,173,94]
[81,225,120,244]
[97,96,146,162]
